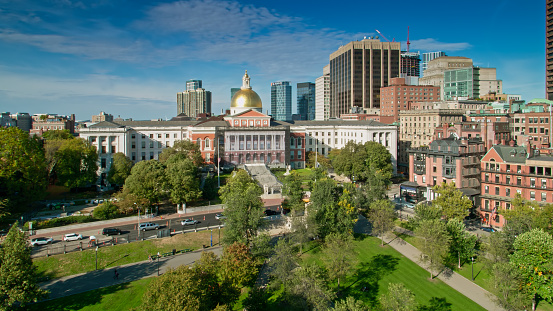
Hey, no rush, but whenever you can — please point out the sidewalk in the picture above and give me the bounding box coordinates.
[34,205,225,237]
[355,215,504,311]
[40,246,224,300]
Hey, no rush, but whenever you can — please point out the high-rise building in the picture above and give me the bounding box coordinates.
[545,0,553,100]
[230,88,240,101]
[421,51,446,74]
[401,51,421,83]
[315,65,330,120]
[92,111,114,123]
[10,112,32,132]
[271,81,292,121]
[329,38,401,117]
[444,67,502,100]
[186,80,202,91]
[420,56,473,100]
[297,82,315,120]
[177,80,212,118]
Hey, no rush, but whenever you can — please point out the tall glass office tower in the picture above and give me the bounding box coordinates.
[271,81,292,121]
[297,82,315,120]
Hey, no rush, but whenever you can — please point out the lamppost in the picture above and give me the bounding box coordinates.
[95,246,98,270]
[135,203,140,239]
[157,255,160,276]
[471,256,475,281]
[210,229,213,247]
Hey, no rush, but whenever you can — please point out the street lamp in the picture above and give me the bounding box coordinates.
[471,256,475,281]
[157,255,160,276]
[95,246,98,270]
[210,229,213,247]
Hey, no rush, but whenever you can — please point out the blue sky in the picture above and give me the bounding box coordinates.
[0,0,545,121]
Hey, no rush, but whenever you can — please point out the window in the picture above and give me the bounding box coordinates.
[506,203,511,210]
[149,141,154,148]
[297,150,302,159]
[141,152,146,160]
[530,191,535,200]
[495,187,500,195]
[205,138,210,149]
[150,152,154,160]
[506,176,510,184]
[157,134,161,139]
[422,176,426,183]
[495,175,499,183]
[290,151,294,160]
[101,158,106,168]
[111,146,116,153]
[485,185,489,194]
[149,134,154,139]
[506,188,510,196]
[542,192,547,202]
[517,177,522,185]
[433,167,437,173]
[531,178,536,188]
[131,152,136,161]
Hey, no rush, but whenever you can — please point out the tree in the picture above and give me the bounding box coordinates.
[333,296,369,311]
[165,155,202,212]
[409,203,441,229]
[503,195,553,236]
[93,201,119,220]
[220,242,258,288]
[291,215,316,254]
[250,233,272,259]
[308,179,357,239]
[322,233,358,289]
[54,138,98,189]
[269,239,298,289]
[124,160,168,206]
[282,171,305,210]
[379,283,416,311]
[41,129,73,141]
[446,218,478,268]
[416,297,452,311]
[488,262,529,311]
[415,219,451,279]
[158,139,204,167]
[286,264,335,311]
[331,141,367,183]
[0,224,46,309]
[368,199,397,246]
[483,231,512,269]
[431,182,471,221]
[202,174,218,200]
[509,229,553,311]
[363,141,393,182]
[218,170,264,245]
[107,152,133,186]
[305,151,331,169]
[0,127,47,209]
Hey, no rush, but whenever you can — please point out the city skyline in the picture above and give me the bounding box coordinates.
[0,0,545,120]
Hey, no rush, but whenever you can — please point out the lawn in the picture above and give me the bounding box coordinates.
[27,278,152,311]
[300,235,486,311]
[34,229,222,279]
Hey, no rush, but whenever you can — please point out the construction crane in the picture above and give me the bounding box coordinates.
[375,30,395,42]
[407,26,411,52]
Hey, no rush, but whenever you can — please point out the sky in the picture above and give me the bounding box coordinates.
[0,0,546,121]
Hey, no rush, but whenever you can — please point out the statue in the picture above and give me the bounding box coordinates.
[242,70,251,89]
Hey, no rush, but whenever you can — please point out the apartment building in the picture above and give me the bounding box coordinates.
[380,77,439,123]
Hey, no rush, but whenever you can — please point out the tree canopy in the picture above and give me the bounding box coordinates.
[54,138,98,189]
[158,139,204,167]
[368,199,397,246]
[123,160,168,206]
[107,152,133,186]
[322,233,358,289]
[431,182,471,221]
[165,154,201,210]
[415,219,451,278]
[281,171,305,210]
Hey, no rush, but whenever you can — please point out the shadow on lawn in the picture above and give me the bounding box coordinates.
[347,254,400,305]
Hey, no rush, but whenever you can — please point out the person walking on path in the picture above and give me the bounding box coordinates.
[148,255,152,262]
[113,269,119,280]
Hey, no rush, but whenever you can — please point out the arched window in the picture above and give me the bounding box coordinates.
[205,138,210,149]
[196,138,201,149]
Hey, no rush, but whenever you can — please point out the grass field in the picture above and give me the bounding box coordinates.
[300,235,486,311]
[34,229,222,279]
[27,278,153,311]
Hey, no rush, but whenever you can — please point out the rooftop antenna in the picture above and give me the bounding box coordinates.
[407,26,411,52]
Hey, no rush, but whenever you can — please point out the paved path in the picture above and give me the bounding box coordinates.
[40,246,223,300]
[355,215,504,311]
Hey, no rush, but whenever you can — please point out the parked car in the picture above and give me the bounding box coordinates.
[480,226,495,233]
[264,209,278,216]
[102,228,121,236]
[139,222,160,231]
[63,233,83,242]
[181,219,198,226]
[215,213,226,220]
[31,237,53,246]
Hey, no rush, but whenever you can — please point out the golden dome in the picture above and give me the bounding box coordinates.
[231,89,262,108]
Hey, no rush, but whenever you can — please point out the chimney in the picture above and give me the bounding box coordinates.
[509,140,515,147]
[527,142,533,159]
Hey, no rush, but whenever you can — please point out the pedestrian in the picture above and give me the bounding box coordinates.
[148,255,152,262]
[113,269,119,280]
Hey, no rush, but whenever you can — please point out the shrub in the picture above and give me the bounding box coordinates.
[93,201,120,220]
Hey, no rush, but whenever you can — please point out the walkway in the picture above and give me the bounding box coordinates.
[355,215,504,311]
[40,246,223,300]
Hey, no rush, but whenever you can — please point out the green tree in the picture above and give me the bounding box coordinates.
[218,170,264,245]
[286,263,335,311]
[368,199,397,246]
[488,262,529,311]
[124,160,168,206]
[415,219,451,279]
[93,201,119,220]
[250,233,272,259]
[431,182,471,221]
[282,171,305,210]
[409,203,441,229]
[291,215,316,254]
[503,195,553,236]
[308,179,357,239]
[446,218,478,268]
[363,141,393,181]
[0,224,46,309]
[333,296,369,311]
[220,242,258,288]
[322,233,358,289]
[331,141,367,182]
[483,231,512,269]
[379,283,416,311]
[306,151,331,169]
[509,229,553,311]
[41,129,73,140]
[54,138,98,189]
[416,297,452,311]
[269,239,298,289]
[0,127,47,209]
[158,139,204,167]
[107,152,133,186]
[165,155,202,212]
[202,174,218,200]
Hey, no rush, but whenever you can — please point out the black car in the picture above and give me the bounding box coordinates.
[264,209,278,216]
[102,228,122,236]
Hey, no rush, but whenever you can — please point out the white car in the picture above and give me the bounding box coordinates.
[181,219,198,226]
[31,237,53,246]
[215,213,226,220]
[63,233,83,241]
